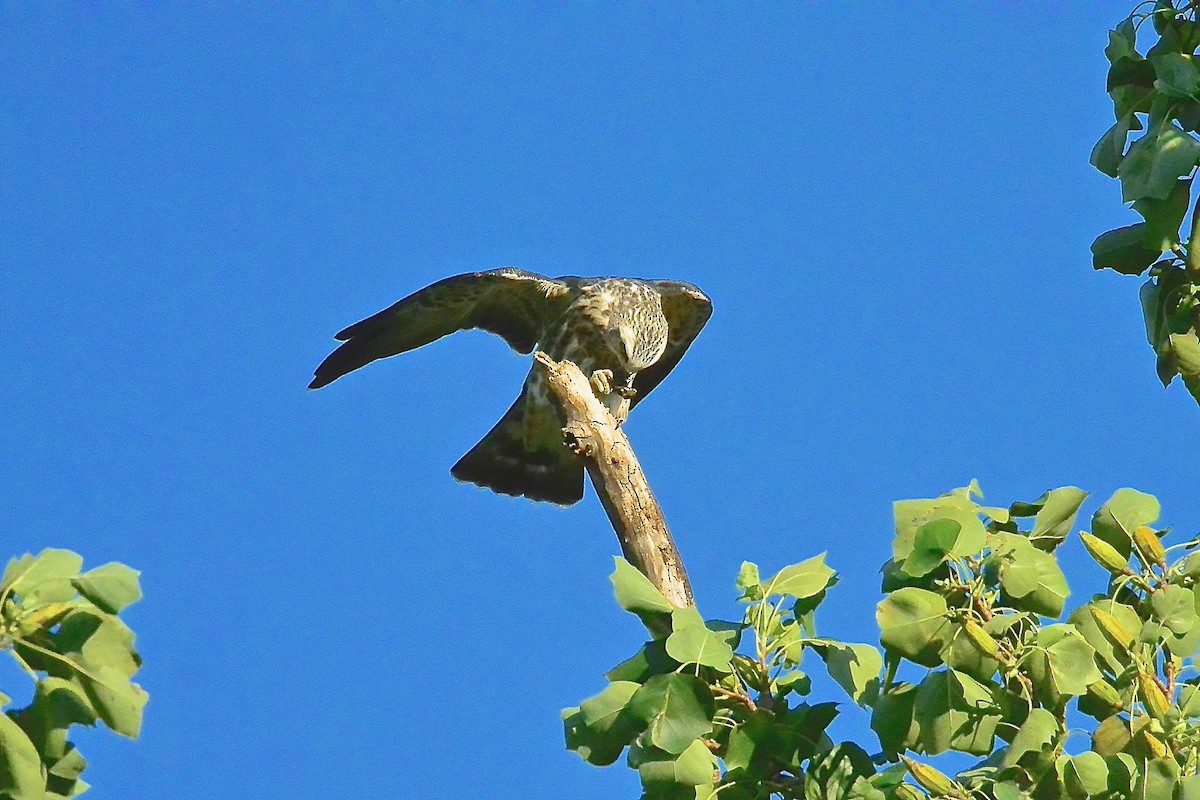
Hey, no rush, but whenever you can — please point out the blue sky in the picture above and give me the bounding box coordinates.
[2,2,1196,797]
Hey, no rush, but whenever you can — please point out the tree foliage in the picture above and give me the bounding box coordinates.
[568,483,1200,799]
[0,548,146,799]
[1092,0,1200,405]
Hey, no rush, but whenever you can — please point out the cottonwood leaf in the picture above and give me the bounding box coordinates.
[1092,224,1162,275]
[1015,487,1088,551]
[876,588,951,666]
[901,519,960,577]
[1170,331,1200,403]
[9,550,83,606]
[0,712,45,800]
[1092,488,1160,559]
[665,607,733,672]
[1153,52,1200,97]
[762,554,835,599]
[1133,179,1191,251]
[71,563,141,615]
[628,674,713,755]
[611,558,673,625]
[814,642,881,707]
[637,738,715,788]
[1120,124,1200,202]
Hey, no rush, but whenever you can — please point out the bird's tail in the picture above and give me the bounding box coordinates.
[451,390,584,506]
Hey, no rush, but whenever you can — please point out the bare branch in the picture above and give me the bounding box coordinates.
[533,352,694,609]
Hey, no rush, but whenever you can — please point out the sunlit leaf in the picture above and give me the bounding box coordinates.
[876,588,952,667]
[665,607,734,672]
[628,674,714,755]
[71,564,141,615]
[1120,124,1200,202]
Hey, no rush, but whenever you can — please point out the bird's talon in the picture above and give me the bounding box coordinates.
[589,369,614,397]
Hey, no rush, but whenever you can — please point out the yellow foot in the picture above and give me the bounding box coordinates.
[589,369,614,397]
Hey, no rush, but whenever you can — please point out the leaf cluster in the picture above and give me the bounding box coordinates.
[568,483,1200,800]
[0,548,147,800]
[1092,1,1200,404]
[565,557,896,799]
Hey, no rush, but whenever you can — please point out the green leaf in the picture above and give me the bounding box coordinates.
[761,554,835,599]
[9,550,83,606]
[76,665,147,739]
[71,563,141,615]
[1091,224,1162,275]
[628,674,714,755]
[665,607,734,672]
[1120,124,1200,202]
[48,611,146,738]
[901,519,960,578]
[870,683,918,755]
[990,534,1069,617]
[912,670,1000,755]
[876,588,951,667]
[612,558,674,627]
[1133,179,1192,250]
[1034,624,1103,697]
[1092,488,1160,559]
[0,555,35,593]
[607,640,679,683]
[1150,584,1198,635]
[941,619,1001,683]
[1013,487,1088,551]
[580,681,641,731]
[805,743,875,799]
[724,710,776,774]
[1001,707,1059,768]
[993,782,1022,800]
[735,562,762,601]
[1106,21,1140,65]
[563,706,632,767]
[1091,714,1133,757]
[1141,274,1175,375]
[565,682,644,766]
[1135,757,1179,800]
[814,642,881,707]
[1064,751,1109,797]
[1142,584,1200,654]
[1092,117,1136,177]
[790,702,840,764]
[637,738,715,788]
[1170,331,1200,403]
[1180,775,1200,800]
[892,487,982,561]
[0,712,46,800]
[1153,52,1200,97]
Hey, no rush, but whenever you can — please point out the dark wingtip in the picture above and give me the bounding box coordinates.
[450,444,583,506]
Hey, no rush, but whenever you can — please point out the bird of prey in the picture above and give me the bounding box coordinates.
[310,268,712,505]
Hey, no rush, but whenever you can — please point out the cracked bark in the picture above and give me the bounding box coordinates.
[533,352,694,609]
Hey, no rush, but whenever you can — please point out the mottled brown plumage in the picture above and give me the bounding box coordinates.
[310,268,712,505]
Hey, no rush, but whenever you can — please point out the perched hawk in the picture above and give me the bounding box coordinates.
[310,268,712,505]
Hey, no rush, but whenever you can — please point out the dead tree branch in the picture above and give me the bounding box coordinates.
[533,352,694,609]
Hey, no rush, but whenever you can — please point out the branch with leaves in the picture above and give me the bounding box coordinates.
[1092,0,1200,404]
[0,548,146,800]
[565,479,1200,799]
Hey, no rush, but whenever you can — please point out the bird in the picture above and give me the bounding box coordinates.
[309,267,712,506]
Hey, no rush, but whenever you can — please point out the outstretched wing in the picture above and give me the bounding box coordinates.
[310,268,571,389]
[630,281,713,408]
